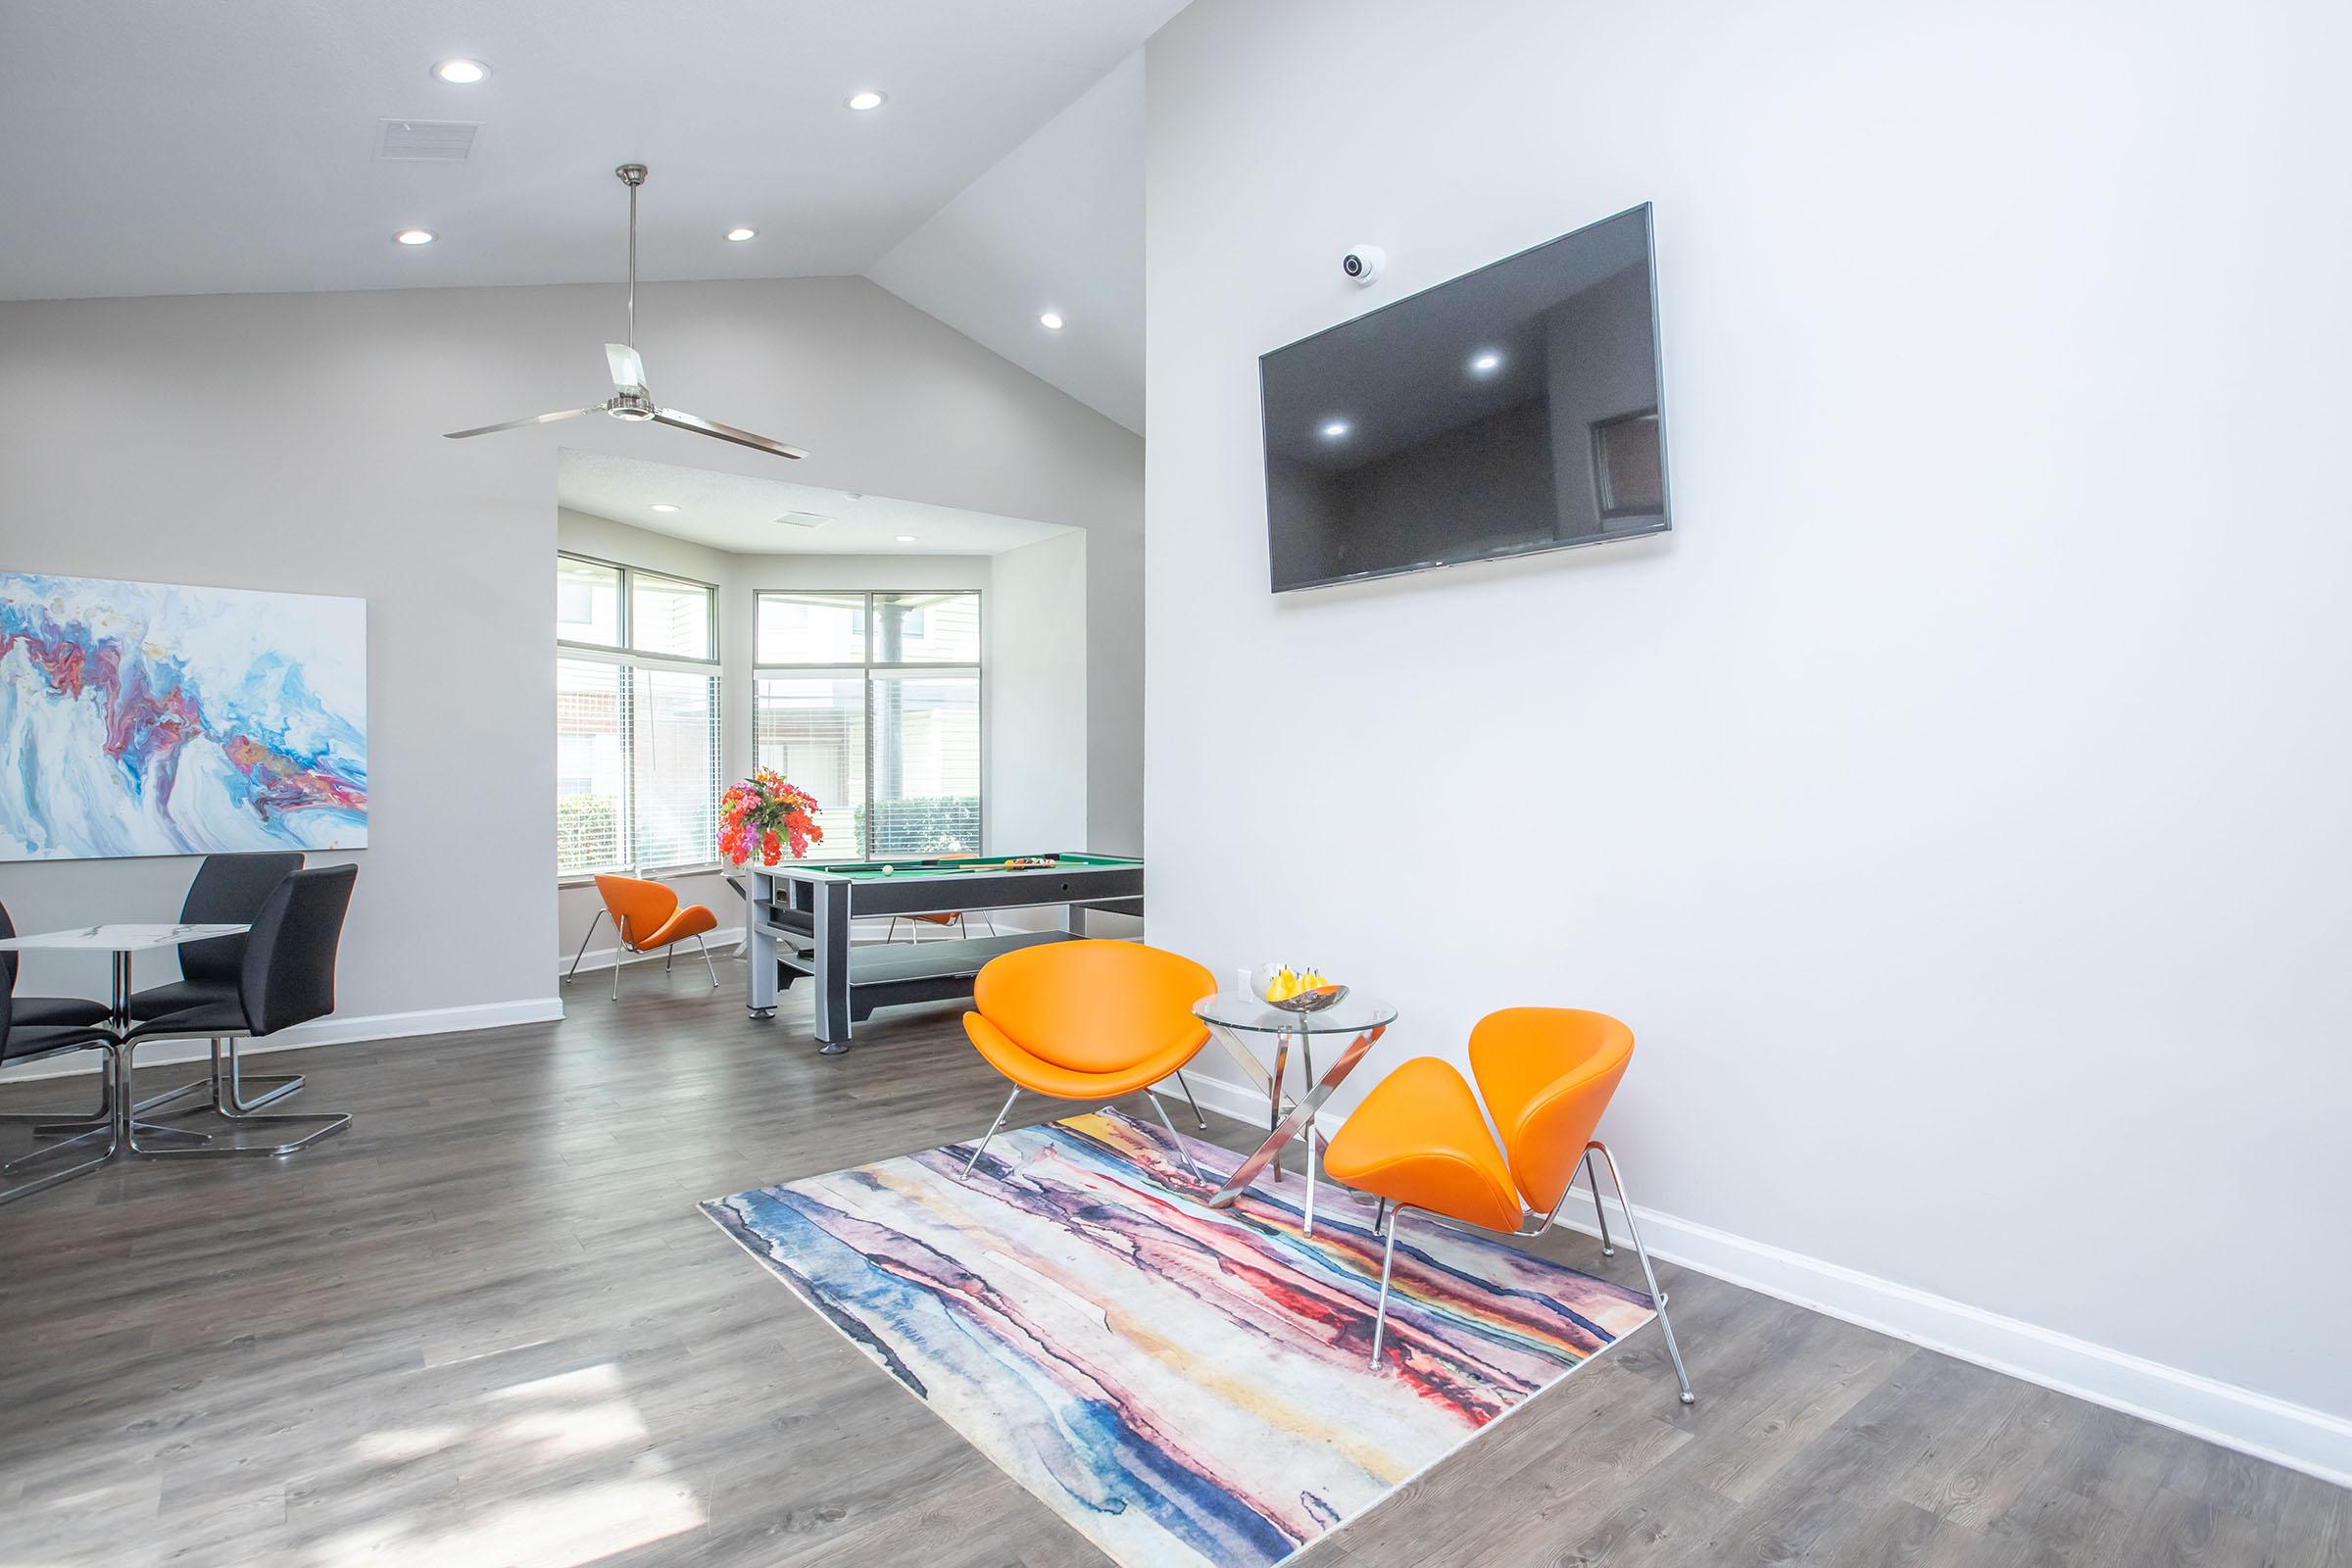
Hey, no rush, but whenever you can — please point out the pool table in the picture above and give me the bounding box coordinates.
[743,853,1145,1053]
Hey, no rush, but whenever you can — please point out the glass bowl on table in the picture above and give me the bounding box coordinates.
[1249,959,1348,1014]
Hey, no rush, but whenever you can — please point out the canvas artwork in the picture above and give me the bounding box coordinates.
[0,572,368,861]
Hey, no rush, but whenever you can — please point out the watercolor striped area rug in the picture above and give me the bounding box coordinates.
[701,1109,1656,1568]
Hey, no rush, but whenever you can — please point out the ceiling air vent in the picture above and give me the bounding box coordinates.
[774,513,834,530]
[378,119,481,161]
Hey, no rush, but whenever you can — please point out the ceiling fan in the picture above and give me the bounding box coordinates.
[443,164,808,460]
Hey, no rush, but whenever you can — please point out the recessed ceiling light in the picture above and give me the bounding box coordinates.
[1321,419,1351,439]
[650,503,680,514]
[431,59,490,84]
[725,226,758,242]
[1038,311,1065,330]
[393,228,437,246]
[1470,350,1502,373]
[846,90,887,112]
[895,535,918,544]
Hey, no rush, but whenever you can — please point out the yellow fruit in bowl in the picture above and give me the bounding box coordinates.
[1250,961,1306,1003]
[1250,961,1342,1004]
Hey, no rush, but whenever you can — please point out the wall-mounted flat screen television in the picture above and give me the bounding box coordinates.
[1258,204,1670,593]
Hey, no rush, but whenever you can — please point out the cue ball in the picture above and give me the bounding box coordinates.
[880,864,895,876]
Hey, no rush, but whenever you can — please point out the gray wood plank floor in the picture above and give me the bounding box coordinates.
[1,958,2342,1567]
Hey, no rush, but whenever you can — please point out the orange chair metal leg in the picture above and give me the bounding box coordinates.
[1581,1149,1616,1256]
[1370,1203,1406,1366]
[564,908,606,985]
[1585,1140,1693,1403]
[962,1088,1021,1181]
[1143,1091,1203,1182]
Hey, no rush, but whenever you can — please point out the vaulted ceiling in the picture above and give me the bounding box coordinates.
[0,0,1172,430]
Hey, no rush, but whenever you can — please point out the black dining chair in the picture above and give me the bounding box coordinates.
[0,962,121,1206]
[122,863,357,1158]
[0,897,119,1152]
[0,898,111,1029]
[132,852,305,1117]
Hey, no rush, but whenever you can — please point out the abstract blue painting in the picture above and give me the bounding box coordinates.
[0,573,368,861]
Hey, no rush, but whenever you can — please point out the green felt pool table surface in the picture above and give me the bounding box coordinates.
[808,853,1141,879]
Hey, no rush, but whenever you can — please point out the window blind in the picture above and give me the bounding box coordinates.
[753,590,983,860]
[755,674,866,860]
[629,667,721,869]
[557,659,625,875]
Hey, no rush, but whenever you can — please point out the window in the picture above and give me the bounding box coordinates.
[556,555,721,877]
[755,590,980,859]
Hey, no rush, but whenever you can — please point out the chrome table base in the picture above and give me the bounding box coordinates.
[1200,1021,1386,1235]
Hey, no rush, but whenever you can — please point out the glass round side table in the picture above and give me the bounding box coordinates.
[1191,991,1396,1235]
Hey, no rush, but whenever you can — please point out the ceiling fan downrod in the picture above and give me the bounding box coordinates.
[616,163,646,354]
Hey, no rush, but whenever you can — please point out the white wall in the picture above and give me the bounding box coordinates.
[1146,0,2352,1477]
[0,274,1140,1044]
[987,531,1091,853]
[871,51,1149,435]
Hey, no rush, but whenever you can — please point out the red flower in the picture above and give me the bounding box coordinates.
[718,773,823,865]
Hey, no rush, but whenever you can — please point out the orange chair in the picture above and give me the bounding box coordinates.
[888,909,997,943]
[566,874,720,999]
[960,940,1217,1184]
[1322,1007,1693,1401]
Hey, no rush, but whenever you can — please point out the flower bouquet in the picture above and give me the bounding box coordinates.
[719,769,824,865]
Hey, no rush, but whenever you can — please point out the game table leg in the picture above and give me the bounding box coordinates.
[813,879,853,1054]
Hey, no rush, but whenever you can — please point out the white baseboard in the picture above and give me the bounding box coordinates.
[1170,1066,2352,1489]
[560,925,747,975]
[0,996,567,1082]
[1160,1061,1282,1128]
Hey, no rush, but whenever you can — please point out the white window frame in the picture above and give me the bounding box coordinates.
[557,553,723,883]
[752,589,984,861]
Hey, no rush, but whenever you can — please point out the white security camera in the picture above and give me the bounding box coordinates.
[1342,245,1387,286]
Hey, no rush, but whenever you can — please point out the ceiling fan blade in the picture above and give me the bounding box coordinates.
[606,343,647,391]
[653,407,808,460]
[443,407,597,440]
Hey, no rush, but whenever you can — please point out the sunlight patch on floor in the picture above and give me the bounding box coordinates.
[317,1362,705,1567]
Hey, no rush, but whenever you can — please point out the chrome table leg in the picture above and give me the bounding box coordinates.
[1267,1029,1289,1184]
[1299,1035,1319,1235]
[1206,1024,1385,1209]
